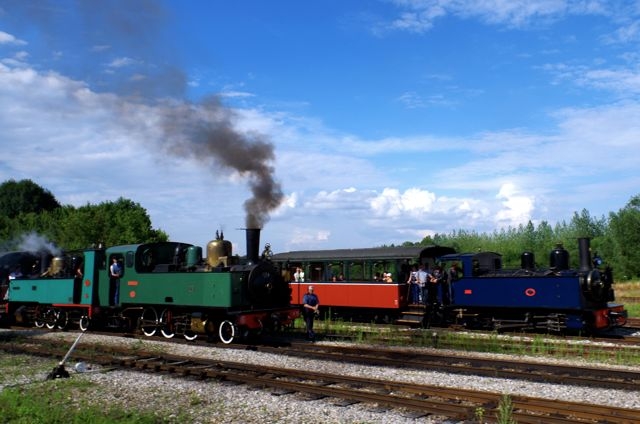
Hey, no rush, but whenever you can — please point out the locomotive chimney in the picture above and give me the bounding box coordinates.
[578,237,592,272]
[245,228,261,264]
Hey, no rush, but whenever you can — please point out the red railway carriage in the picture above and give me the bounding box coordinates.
[272,245,455,322]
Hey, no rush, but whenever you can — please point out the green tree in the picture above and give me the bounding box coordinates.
[0,178,169,251]
[607,195,640,279]
[53,198,169,249]
[0,179,60,219]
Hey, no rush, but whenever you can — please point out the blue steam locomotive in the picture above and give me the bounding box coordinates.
[405,237,627,332]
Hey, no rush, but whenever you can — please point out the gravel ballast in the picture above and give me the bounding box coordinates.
[2,330,639,423]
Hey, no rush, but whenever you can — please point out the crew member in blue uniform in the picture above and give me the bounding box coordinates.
[302,285,320,341]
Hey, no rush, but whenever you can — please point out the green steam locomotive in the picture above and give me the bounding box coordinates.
[3,229,299,343]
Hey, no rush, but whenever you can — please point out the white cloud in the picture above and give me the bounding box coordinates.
[107,57,139,68]
[494,183,535,227]
[219,90,255,99]
[0,30,26,45]
[385,1,628,33]
[370,187,436,218]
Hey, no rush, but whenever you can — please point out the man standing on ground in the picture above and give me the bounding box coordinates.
[302,285,319,341]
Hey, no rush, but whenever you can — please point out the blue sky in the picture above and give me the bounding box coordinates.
[1,1,640,254]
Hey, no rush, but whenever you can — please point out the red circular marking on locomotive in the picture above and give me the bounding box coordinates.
[84,280,91,286]
[129,291,136,298]
[525,288,536,297]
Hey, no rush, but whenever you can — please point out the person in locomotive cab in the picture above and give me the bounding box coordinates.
[8,265,23,280]
[109,257,122,306]
[302,285,320,341]
[442,263,459,305]
[294,267,305,282]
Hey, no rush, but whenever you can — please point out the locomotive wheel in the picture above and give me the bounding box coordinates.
[218,320,236,344]
[44,309,58,329]
[79,316,90,332]
[33,307,45,328]
[56,310,69,330]
[160,309,175,339]
[184,330,198,341]
[140,307,158,337]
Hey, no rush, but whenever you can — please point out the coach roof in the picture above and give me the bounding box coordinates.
[271,245,455,262]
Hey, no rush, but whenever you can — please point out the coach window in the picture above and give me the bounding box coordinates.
[349,262,364,281]
[308,262,323,281]
[328,262,345,281]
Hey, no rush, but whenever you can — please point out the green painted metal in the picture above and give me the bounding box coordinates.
[119,271,242,308]
[10,278,75,304]
[101,243,248,309]
[79,250,101,305]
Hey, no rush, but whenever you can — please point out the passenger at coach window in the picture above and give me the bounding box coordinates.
[302,285,320,341]
[383,272,393,283]
[294,267,305,282]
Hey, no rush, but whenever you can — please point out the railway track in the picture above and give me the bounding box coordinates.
[86,329,640,391]
[625,317,640,327]
[2,337,639,424]
[227,340,640,392]
[313,325,640,360]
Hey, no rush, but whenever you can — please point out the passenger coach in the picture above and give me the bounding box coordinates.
[271,245,455,323]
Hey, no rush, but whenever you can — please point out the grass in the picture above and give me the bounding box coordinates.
[0,381,163,424]
[0,353,168,424]
[616,280,640,296]
[617,280,640,317]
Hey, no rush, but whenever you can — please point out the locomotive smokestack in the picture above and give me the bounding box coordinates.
[578,238,592,272]
[245,228,261,264]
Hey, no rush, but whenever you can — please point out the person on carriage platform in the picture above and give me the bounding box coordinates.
[406,264,418,304]
[416,263,431,304]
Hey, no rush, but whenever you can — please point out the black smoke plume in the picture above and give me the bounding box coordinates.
[158,97,283,228]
